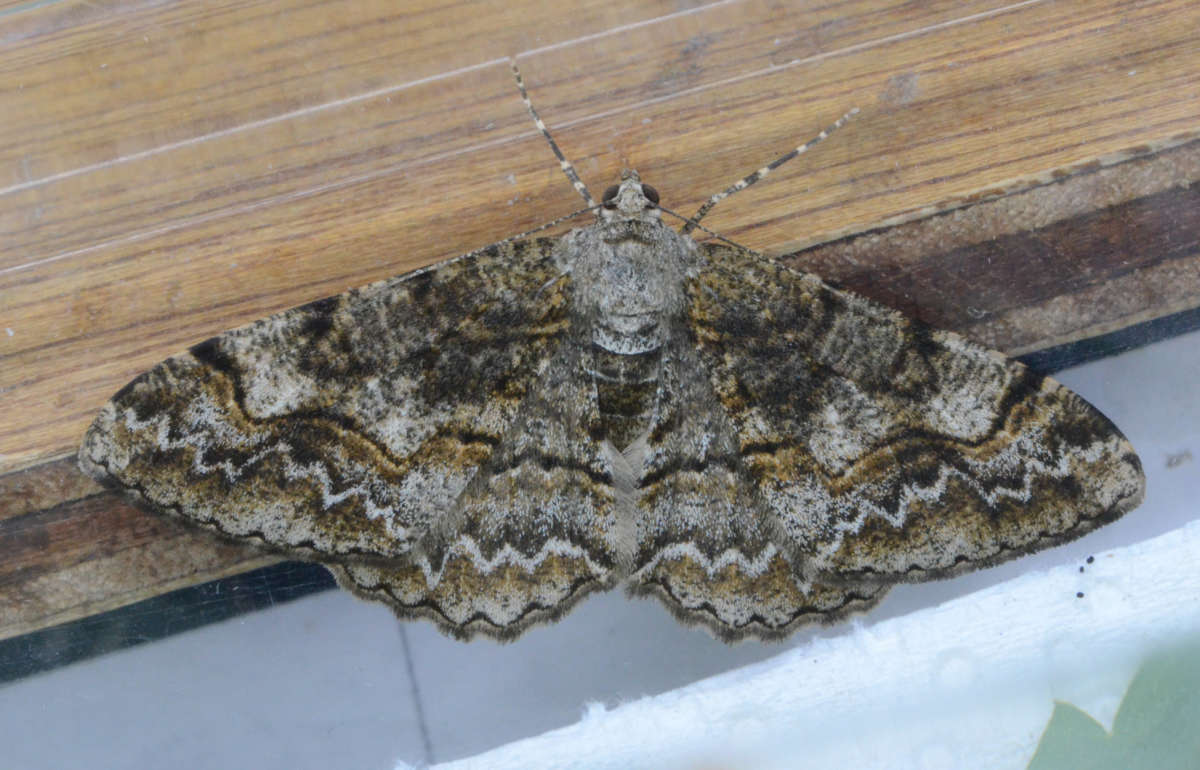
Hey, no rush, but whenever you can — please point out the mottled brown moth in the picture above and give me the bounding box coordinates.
[80,65,1144,642]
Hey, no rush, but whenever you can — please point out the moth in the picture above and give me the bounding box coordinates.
[79,65,1145,642]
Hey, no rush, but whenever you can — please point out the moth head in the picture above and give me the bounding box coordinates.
[599,169,661,224]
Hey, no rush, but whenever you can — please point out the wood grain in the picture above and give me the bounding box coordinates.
[1,0,1198,640]
[0,458,276,639]
[794,137,1200,353]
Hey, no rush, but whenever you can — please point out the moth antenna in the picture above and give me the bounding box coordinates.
[457,204,597,264]
[506,205,599,240]
[681,107,858,234]
[657,205,749,250]
[511,61,597,209]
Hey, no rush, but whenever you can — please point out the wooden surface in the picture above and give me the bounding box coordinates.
[793,136,1200,355]
[2,0,1199,640]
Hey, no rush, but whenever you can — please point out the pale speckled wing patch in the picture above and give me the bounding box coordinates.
[683,243,1145,591]
[625,337,885,640]
[325,339,622,640]
[79,239,619,633]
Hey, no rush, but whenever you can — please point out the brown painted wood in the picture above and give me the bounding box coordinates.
[1,0,1198,640]
[791,137,1200,353]
[0,457,275,640]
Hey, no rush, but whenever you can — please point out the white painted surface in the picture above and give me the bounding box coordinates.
[438,520,1200,770]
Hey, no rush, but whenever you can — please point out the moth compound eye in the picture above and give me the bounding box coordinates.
[641,184,660,206]
[602,185,620,209]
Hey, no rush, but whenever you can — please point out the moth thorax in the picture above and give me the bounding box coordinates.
[588,313,664,451]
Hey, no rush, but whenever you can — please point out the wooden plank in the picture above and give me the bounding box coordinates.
[793,137,1200,353]
[0,457,276,640]
[3,0,1198,471]
[2,0,1027,266]
[1,0,1199,639]
[0,0,698,185]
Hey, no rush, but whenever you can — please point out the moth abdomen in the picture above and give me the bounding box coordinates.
[588,320,665,451]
